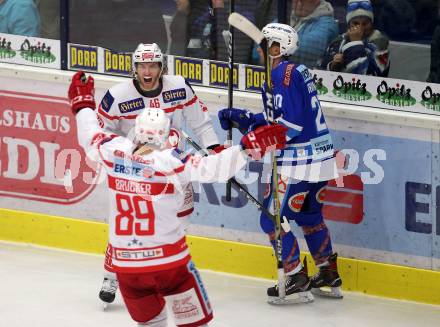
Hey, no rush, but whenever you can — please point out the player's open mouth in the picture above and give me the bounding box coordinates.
[143,76,153,83]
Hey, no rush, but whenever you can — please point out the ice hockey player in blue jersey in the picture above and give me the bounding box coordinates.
[218,23,342,303]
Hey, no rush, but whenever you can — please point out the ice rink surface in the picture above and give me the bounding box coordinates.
[1,241,439,327]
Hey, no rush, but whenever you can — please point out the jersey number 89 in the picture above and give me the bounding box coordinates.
[115,193,155,236]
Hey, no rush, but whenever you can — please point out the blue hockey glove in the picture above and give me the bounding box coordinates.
[218,108,267,135]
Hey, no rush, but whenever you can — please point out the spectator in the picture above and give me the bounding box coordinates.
[0,0,40,37]
[374,0,416,41]
[320,0,390,77]
[35,0,59,39]
[169,0,190,56]
[214,0,256,63]
[289,0,338,68]
[170,0,216,59]
[70,0,167,52]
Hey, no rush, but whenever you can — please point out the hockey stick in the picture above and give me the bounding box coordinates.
[225,0,235,202]
[180,129,276,221]
[228,12,286,300]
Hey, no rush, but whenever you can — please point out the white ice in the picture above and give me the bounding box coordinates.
[1,241,439,327]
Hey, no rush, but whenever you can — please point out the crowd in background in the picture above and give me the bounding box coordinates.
[0,0,438,83]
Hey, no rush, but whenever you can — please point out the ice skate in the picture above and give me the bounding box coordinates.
[310,253,343,299]
[267,262,314,305]
[99,277,118,309]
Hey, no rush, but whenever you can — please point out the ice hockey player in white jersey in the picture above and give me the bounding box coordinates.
[68,70,287,326]
[96,43,225,306]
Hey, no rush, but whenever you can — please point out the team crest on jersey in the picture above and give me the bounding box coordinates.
[316,186,326,203]
[100,91,114,112]
[288,191,309,212]
[118,98,145,113]
[162,88,186,103]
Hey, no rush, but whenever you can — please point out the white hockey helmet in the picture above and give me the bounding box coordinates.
[262,23,299,57]
[132,43,164,73]
[135,107,170,148]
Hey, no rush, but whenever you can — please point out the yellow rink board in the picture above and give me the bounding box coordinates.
[1,208,439,305]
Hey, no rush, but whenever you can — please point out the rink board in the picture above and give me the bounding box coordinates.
[1,207,439,305]
[1,63,440,305]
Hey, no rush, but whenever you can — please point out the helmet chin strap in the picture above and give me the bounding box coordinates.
[268,53,283,68]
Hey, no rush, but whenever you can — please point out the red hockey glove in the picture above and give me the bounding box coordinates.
[68,71,96,114]
[240,124,287,160]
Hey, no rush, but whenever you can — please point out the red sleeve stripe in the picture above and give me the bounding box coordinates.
[163,95,198,113]
[95,134,118,168]
[154,164,186,176]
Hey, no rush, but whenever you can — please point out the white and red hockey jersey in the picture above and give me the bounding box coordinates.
[77,108,247,273]
[97,75,219,148]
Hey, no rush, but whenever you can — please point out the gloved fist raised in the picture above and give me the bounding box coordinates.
[218,108,266,135]
[241,124,287,160]
[68,71,96,114]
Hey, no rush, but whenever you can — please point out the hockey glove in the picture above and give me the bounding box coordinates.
[68,71,96,114]
[218,108,267,135]
[241,124,287,160]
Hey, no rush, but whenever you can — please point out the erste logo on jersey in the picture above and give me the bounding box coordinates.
[163,88,186,103]
[114,158,145,177]
[118,98,145,113]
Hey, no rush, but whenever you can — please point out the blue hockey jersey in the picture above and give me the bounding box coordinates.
[262,61,337,182]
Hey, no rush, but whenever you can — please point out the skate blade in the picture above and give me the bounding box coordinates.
[268,291,314,305]
[311,287,343,299]
[102,302,108,311]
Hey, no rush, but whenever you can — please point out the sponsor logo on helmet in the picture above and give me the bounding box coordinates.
[332,75,372,101]
[421,86,440,111]
[162,88,187,103]
[142,52,154,60]
[376,81,416,107]
[288,192,308,212]
[118,98,145,113]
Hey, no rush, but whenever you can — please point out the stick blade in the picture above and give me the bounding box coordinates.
[228,13,264,44]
